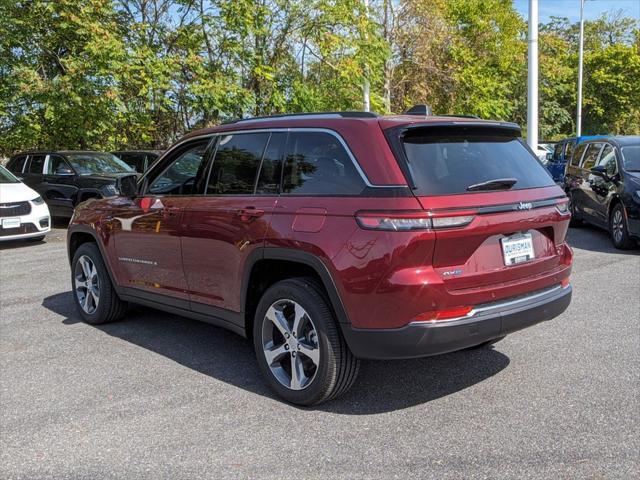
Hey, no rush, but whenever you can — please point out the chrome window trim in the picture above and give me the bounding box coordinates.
[142,128,406,189]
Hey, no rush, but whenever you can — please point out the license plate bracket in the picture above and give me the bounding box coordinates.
[1,217,21,229]
[501,233,534,266]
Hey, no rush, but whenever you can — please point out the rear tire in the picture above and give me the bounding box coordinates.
[609,203,635,250]
[71,242,127,325]
[253,277,360,406]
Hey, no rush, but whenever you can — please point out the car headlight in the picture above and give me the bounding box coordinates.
[31,196,45,205]
[101,184,118,197]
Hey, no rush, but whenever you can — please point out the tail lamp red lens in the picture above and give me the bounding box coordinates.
[414,306,474,322]
[355,211,474,231]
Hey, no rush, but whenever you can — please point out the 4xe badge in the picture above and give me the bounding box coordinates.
[517,202,533,211]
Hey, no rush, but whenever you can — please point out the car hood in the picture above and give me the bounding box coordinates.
[0,182,39,203]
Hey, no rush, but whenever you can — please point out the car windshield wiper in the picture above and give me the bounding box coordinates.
[466,178,518,191]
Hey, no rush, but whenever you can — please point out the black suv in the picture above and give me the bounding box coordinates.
[565,136,640,249]
[112,150,163,173]
[6,151,136,218]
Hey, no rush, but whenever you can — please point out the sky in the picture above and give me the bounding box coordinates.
[513,0,640,23]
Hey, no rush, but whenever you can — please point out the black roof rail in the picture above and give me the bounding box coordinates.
[437,114,481,119]
[223,111,378,125]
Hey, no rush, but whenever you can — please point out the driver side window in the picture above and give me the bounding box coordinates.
[149,141,210,195]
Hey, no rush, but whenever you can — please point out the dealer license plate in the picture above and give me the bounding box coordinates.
[1,217,21,229]
[501,233,534,266]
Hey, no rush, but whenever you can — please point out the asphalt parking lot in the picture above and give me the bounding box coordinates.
[1,225,638,479]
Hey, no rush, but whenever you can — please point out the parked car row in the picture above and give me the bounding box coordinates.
[542,135,640,249]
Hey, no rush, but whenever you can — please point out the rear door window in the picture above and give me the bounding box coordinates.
[282,131,365,195]
[28,155,46,174]
[401,128,554,195]
[597,144,617,176]
[256,133,286,195]
[581,143,604,170]
[207,132,269,195]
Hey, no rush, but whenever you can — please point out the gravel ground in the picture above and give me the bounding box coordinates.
[1,225,638,479]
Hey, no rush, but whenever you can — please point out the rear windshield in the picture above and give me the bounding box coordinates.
[401,128,555,195]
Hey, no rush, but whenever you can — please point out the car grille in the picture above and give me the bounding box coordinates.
[0,201,32,217]
[0,223,38,237]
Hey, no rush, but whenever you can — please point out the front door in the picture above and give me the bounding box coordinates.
[181,131,284,315]
[112,138,213,304]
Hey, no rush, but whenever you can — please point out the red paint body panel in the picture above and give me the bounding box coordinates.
[69,114,573,338]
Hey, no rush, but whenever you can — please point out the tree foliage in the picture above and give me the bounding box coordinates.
[0,1,638,155]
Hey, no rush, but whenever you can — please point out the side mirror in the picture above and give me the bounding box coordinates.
[55,166,74,176]
[590,165,608,178]
[116,174,139,199]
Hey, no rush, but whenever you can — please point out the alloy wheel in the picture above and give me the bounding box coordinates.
[612,209,624,244]
[74,255,100,314]
[261,299,320,390]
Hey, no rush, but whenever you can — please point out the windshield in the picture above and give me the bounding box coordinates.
[65,153,134,175]
[0,165,20,183]
[401,127,555,195]
[621,145,640,171]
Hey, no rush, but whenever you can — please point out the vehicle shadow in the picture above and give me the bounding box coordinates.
[43,291,510,414]
[567,225,639,255]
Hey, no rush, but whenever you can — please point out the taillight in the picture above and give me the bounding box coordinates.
[414,306,474,322]
[355,211,475,231]
[355,211,432,231]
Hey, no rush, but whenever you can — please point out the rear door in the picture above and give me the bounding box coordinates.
[398,125,570,306]
[22,154,46,192]
[181,131,280,317]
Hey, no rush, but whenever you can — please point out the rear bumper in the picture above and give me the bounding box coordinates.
[342,284,572,360]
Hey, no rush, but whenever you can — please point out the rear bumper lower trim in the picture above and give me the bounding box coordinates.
[341,284,572,360]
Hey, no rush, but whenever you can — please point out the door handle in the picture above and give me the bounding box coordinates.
[237,207,264,222]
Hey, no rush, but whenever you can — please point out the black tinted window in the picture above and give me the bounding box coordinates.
[282,132,364,195]
[7,155,27,173]
[28,155,46,174]
[47,155,72,175]
[256,133,286,195]
[565,141,575,159]
[571,144,586,166]
[402,129,554,195]
[149,143,209,195]
[621,145,640,171]
[207,133,269,195]
[581,143,603,170]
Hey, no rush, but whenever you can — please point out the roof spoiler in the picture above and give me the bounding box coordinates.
[404,104,433,116]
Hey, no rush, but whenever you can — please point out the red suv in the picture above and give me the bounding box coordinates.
[67,111,573,405]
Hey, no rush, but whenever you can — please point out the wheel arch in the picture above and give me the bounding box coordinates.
[67,226,119,290]
[242,248,351,337]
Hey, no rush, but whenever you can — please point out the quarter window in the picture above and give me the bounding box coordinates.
[282,131,364,195]
[7,155,27,173]
[581,143,603,170]
[207,133,269,195]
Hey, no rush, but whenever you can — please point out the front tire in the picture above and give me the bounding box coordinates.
[71,242,127,324]
[610,203,635,250]
[253,278,360,406]
[568,191,583,227]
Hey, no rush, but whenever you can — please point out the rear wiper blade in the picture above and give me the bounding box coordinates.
[466,177,518,191]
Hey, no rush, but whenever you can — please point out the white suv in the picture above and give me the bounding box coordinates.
[0,165,51,242]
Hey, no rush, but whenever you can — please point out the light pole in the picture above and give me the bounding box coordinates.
[363,0,370,112]
[527,0,539,149]
[576,0,585,137]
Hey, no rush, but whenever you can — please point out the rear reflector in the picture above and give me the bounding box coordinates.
[414,306,473,322]
[561,278,570,288]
